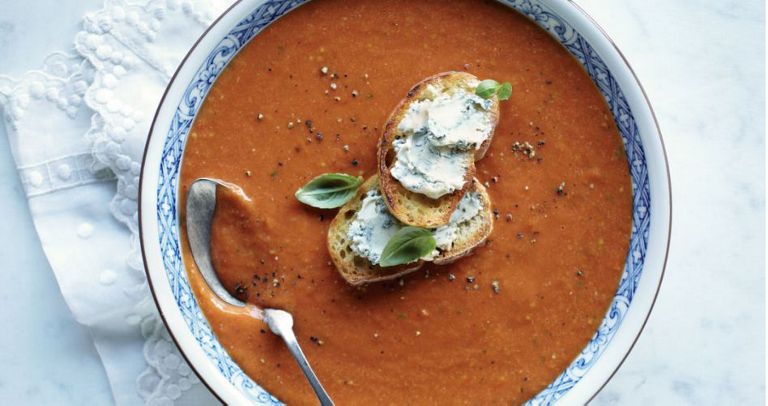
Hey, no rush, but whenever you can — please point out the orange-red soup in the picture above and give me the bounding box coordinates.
[180,0,632,404]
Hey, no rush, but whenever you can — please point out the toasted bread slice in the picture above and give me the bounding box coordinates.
[328,176,425,286]
[328,176,494,285]
[432,179,494,265]
[377,72,500,228]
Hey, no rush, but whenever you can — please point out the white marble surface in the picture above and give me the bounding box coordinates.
[0,0,763,405]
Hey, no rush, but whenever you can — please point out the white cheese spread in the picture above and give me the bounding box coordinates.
[391,86,494,198]
[348,189,484,264]
[433,191,483,250]
[390,132,470,199]
[347,190,403,264]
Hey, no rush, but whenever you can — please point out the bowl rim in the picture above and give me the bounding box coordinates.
[138,0,672,404]
[563,0,671,401]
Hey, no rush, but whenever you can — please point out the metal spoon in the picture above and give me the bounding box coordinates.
[186,178,334,406]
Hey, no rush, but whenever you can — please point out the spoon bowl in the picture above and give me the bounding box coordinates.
[186,178,334,406]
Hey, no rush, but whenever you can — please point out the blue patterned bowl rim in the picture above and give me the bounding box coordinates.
[139,0,671,404]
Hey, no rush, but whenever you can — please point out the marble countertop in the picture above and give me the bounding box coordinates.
[0,0,763,405]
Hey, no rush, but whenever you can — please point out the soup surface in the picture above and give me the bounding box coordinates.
[179,0,632,404]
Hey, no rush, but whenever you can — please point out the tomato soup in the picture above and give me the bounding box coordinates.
[180,0,632,404]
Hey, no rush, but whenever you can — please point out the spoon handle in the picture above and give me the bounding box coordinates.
[277,327,335,406]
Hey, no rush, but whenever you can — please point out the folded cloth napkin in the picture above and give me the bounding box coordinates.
[0,0,235,404]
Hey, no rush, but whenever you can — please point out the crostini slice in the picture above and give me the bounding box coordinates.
[328,175,493,285]
[377,71,500,228]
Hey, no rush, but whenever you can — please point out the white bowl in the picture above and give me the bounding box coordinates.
[139,0,671,404]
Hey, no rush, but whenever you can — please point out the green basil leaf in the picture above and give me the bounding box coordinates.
[497,82,513,100]
[475,79,500,99]
[295,173,363,209]
[379,226,436,267]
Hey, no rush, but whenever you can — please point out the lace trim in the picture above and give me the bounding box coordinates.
[74,0,229,404]
[18,153,116,197]
[0,53,93,124]
[1,0,230,404]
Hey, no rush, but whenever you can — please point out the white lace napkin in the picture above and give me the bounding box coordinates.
[0,0,236,404]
